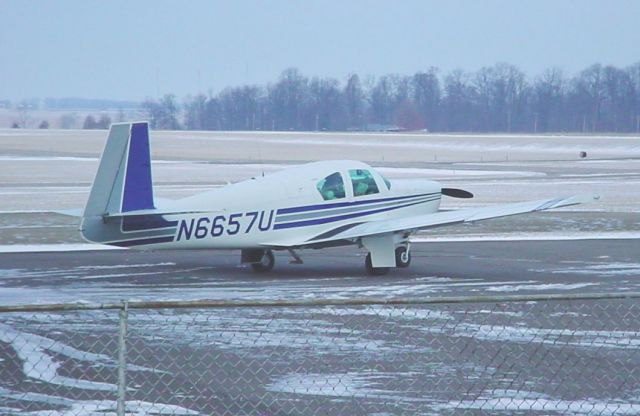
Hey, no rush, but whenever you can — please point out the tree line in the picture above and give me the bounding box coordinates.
[142,62,640,133]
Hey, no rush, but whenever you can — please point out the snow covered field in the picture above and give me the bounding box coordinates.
[0,128,638,236]
[1,129,639,414]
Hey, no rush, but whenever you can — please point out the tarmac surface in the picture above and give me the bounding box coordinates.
[0,239,639,305]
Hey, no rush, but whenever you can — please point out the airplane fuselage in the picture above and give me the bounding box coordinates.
[82,160,442,251]
[79,122,594,274]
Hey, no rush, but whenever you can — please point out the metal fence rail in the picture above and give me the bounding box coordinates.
[2,293,640,415]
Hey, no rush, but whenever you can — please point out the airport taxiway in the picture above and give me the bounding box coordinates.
[0,239,638,306]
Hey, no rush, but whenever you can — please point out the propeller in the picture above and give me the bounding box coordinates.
[441,188,474,199]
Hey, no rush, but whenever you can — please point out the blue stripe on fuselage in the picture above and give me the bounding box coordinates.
[276,192,438,215]
[273,196,438,230]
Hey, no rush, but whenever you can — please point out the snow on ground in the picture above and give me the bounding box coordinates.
[268,375,640,414]
[0,244,122,253]
[0,323,117,391]
[316,305,640,350]
[266,371,427,403]
[540,262,640,277]
[484,283,598,292]
[127,312,412,357]
[0,387,199,415]
[377,166,545,178]
[437,389,640,415]
[0,267,566,305]
[0,156,97,162]
[424,318,640,350]
[0,321,156,390]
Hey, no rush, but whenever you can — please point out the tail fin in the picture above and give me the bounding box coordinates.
[83,122,155,218]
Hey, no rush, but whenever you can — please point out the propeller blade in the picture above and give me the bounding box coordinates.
[442,188,474,199]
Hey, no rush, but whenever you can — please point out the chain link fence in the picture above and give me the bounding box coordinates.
[2,293,640,415]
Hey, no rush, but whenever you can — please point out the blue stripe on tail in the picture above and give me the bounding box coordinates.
[122,123,155,212]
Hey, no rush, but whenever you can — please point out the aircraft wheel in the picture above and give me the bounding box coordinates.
[395,246,411,268]
[365,253,389,276]
[251,250,275,272]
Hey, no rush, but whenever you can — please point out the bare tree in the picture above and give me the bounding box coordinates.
[628,62,640,132]
[344,74,364,129]
[532,68,565,132]
[268,68,308,130]
[142,94,180,130]
[571,64,606,131]
[442,70,476,131]
[83,115,97,129]
[306,77,345,131]
[132,62,640,134]
[183,94,207,130]
[412,68,441,130]
[59,113,77,129]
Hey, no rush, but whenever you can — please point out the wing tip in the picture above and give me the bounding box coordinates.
[552,193,601,209]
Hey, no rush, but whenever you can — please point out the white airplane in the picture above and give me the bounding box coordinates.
[80,122,597,275]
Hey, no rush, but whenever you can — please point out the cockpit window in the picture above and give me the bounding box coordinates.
[381,174,391,190]
[349,169,379,196]
[316,172,346,200]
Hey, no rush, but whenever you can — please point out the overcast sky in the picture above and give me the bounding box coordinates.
[1,0,639,101]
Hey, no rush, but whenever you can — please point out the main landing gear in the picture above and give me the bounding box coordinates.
[251,249,275,272]
[364,244,412,276]
[365,253,389,276]
[243,248,304,273]
[242,248,276,273]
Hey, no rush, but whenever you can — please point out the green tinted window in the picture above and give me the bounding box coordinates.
[349,169,379,197]
[316,172,346,200]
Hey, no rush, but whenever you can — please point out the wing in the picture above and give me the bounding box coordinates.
[275,194,599,248]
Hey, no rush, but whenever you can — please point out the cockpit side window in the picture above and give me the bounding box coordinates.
[349,169,380,197]
[316,172,346,200]
[381,174,391,190]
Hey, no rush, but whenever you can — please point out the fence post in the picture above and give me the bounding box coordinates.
[117,301,128,416]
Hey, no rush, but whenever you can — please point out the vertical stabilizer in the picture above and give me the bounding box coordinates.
[121,123,154,212]
[83,122,155,218]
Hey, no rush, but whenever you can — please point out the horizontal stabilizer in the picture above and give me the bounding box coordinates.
[102,208,221,219]
[52,209,83,217]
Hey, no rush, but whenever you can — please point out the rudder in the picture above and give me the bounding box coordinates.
[82,122,155,218]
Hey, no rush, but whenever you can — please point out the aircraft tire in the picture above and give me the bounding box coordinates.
[251,250,275,272]
[365,253,390,276]
[395,246,411,268]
